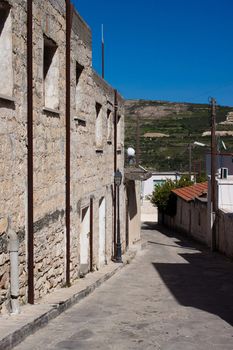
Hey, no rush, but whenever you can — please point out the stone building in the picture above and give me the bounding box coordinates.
[0,0,131,314]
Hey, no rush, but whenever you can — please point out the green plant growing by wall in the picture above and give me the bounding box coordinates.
[150,176,193,216]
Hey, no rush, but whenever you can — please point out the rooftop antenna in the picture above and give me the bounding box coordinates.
[101,24,104,79]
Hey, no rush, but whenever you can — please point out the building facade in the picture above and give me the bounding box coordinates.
[0,0,127,314]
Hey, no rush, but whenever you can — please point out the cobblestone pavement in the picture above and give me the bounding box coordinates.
[14,223,233,350]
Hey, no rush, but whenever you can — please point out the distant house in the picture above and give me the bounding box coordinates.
[206,153,233,176]
[142,171,195,199]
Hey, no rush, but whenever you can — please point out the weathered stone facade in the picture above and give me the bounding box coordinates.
[0,0,125,313]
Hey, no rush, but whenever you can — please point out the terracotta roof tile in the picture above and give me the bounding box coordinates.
[172,182,208,202]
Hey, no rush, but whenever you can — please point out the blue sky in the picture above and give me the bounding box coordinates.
[73,0,233,106]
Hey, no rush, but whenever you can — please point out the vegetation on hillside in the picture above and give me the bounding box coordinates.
[125,100,233,173]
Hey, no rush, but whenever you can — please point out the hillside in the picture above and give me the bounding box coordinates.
[125,100,233,173]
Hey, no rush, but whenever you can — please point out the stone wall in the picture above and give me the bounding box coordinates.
[0,0,28,313]
[0,0,125,313]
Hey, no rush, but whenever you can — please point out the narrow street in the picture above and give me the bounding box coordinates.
[14,224,233,350]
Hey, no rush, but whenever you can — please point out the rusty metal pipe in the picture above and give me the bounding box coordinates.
[90,196,94,271]
[27,0,34,305]
[65,0,71,286]
[113,90,118,258]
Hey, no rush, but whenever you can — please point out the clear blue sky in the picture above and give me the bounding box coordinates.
[73,0,233,106]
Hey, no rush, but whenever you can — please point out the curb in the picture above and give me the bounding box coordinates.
[0,250,138,350]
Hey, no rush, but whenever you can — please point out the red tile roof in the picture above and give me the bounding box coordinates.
[172,182,208,202]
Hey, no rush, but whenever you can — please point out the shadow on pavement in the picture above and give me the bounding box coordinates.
[148,241,197,251]
[143,221,206,251]
[141,221,158,231]
[151,225,233,326]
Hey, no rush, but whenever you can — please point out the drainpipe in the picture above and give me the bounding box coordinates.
[65,0,72,286]
[90,196,94,272]
[8,223,20,314]
[27,0,34,304]
[113,90,118,258]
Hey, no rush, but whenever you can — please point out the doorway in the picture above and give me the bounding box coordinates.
[80,206,90,275]
[99,197,106,267]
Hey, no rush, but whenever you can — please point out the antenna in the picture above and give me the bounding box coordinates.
[101,24,104,79]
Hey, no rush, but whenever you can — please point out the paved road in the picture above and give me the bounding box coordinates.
[14,223,233,350]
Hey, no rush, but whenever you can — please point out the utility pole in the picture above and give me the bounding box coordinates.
[189,143,192,180]
[136,115,140,167]
[210,97,217,251]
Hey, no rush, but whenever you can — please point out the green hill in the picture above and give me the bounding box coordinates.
[124,100,233,173]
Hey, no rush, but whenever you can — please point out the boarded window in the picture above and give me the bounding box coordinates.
[117,115,121,149]
[0,3,13,97]
[95,102,102,148]
[107,109,112,143]
[43,36,59,110]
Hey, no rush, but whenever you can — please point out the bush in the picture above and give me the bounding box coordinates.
[150,176,193,216]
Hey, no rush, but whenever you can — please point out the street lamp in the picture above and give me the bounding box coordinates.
[114,169,123,263]
[127,147,135,165]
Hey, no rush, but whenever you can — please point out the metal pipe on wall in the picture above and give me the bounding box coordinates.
[27,0,34,305]
[90,196,94,272]
[8,224,20,314]
[65,0,72,286]
[113,89,118,258]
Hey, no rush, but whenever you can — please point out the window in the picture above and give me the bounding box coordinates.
[95,103,102,149]
[43,36,59,111]
[75,62,84,112]
[117,115,121,149]
[107,109,112,143]
[0,2,13,98]
[153,180,165,187]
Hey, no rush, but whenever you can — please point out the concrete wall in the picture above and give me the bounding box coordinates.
[217,210,233,258]
[160,183,233,259]
[217,178,233,212]
[126,180,141,247]
[161,198,208,245]
[0,0,126,314]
